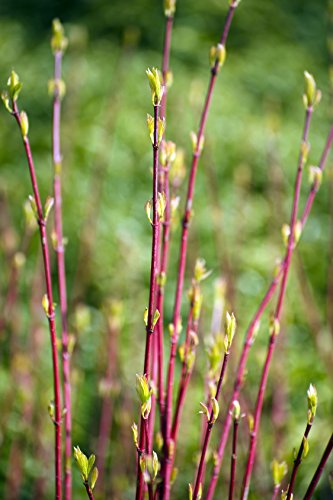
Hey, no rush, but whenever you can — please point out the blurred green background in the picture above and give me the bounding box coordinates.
[0,0,332,498]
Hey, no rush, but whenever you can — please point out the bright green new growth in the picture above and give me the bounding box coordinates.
[224,311,236,353]
[73,446,99,489]
[271,459,287,486]
[146,67,164,105]
[136,374,152,419]
[307,383,318,423]
[51,18,68,53]
[164,0,176,17]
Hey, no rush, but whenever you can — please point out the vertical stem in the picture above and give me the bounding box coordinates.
[52,48,72,500]
[136,103,161,500]
[286,423,312,499]
[240,107,313,500]
[164,7,238,492]
[193,352,229,499]
[303,432,333,499]
[83,482,95,500]
[12,102,62,500]
[228,418,239,500]
[206,123,333,500]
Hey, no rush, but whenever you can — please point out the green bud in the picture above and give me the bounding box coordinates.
[308,165,322,189]
[7,71,22,102]
[51,18,68,53]
[145,199,153,225]
[192,288,203,322]
[302,436,309,458]
[303,71,316,108]
[164,0,176,17]
[1,91,12,113]
[271,460,288,487]
[90,467,98,490]
[190,131,205,155]
[28,195,38,221]
[158,117,166,145]
[44,196,54,222]
[73,446,89,482]
[194,258,211,282]
[48,400,55,419]
[147,114,154,143]
[48,79,66,99]
[157,191,166,220]
[211,397,219,423]
[199,402,210,420]
[20,111,29,138]
[160,140,176,166]
[269,316,280,336]
[300,140,310,165]
[170,467,178,486]
[231,400,241,420]
[152,451,159,480]
[209,44,226,70]
[189,483,193,500]
[146,67,164,106]
[136,374,152,419]
[281,224,290,247]
[13,252,26,269]
[157,272,167,287]
[153,309,160,327]
[248,414,254,433]
[307,383,317,423]
[169,148,186,188]
[224,312,236,353]
[156,431,164,451]
[42,294,50,316]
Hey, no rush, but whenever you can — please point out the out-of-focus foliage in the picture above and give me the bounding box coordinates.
[0,0,332,498]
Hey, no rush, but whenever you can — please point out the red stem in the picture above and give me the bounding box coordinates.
[240,107,313,500]
[272,484,280,500]
[286,422,312,499]
[163,5,238,494]
[12,101,62,500]
[206,122,333,500]
[84,482,94,500]
[52,48,72,500]
[136,103,161,500]
[228,418,239,500]
[303,432,333,499]
[155,12,174,426]
[193,352,229,499]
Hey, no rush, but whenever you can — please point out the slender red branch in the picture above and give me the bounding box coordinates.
[193,352,230,499]
[52,48,72,500]
[228,417,239,500]
[240,106,313,500]
[136,103,161,500]
[163,5,239,495]
[83,482,95,500]
[286,423,312,499]
[303,432,333,499]
[12,101,62,500]
[206,122,333,500]
[155,10,175,426]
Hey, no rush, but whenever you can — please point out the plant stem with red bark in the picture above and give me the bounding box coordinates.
[206,121,333,500]
[52,47,72,500]
[12,100,62,500]
[240,104,313,500]
[136,101,161,500]
[163,3,239,496]
[303,432,333,499]
[286,423,312,499]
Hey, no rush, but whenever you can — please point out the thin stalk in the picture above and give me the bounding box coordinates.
[136,103,161,500]
[303,432,333,499]
[52,48,72,500]
[155,9,175,425]
[286,423,312,499]
[228,417,239,500]
[206,122,333,500]
[240,106,313,500]
[164,4,239,491]
[83,482,94,500]
[193,352,230,499]
[12,101,62,500]
[272,484,280,500]
[163,303,199,497]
